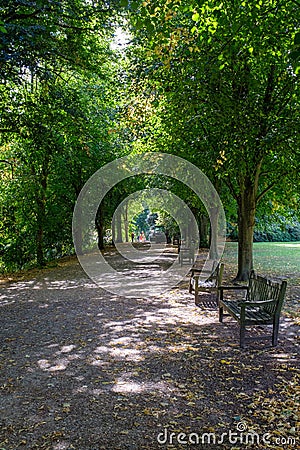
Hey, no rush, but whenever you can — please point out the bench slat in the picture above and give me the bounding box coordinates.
[220,300,273,323]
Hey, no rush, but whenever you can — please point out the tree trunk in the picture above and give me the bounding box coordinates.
[36,225,45,267]
[73,214,83,255]
[73,182,85,255]
[36,197,46,267]
[114,207,123,243]
[235,187,257,281]
[96,204,104,250]
[112,215,116,244]
[123,203,129,243]
[208,206,221,260]
[199,214,209,248]
[35,171,47,267]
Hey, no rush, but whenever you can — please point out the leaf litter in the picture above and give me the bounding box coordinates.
[0,251,299,449]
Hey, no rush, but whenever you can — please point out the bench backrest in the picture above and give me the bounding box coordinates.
[213,261,224,287]
[247,270,287,316]
[194,260,224,284]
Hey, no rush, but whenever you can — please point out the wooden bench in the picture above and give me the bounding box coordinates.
[218,271,287,348]
[178,240,195,266]
[189,260,224,306]
[179,246,194,266]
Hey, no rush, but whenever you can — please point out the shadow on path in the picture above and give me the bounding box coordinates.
[0,252,299,449]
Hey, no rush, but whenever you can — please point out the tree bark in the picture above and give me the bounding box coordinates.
[114,207,123,243]
[96,204,104,250]
[208,206,221,260]
[36,196,46,267]
[35,169,47,267]
[123,203,129,243]
[199,214,209,248]
[36,224,45,267]
[235,186,257,281]
[73,203,83,255]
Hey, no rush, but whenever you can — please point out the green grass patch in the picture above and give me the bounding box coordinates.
[222,241,300,279]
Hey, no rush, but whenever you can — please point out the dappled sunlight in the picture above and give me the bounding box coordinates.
[112,379,169,394]
[41,278,97,290]
[94,268,185,298]
[0,253,299,450]
[37,344,82,372]
[81,245,193,298]
[272,242,300,248]
[53,442,70,450]
[0,277,97,294]
[38,358,69,372]
[166,343,201,353]
[109,336,139,346]
[30,292,221,380]
[94,345,144,362]
[0,294,16,306]
[271,352,296,364]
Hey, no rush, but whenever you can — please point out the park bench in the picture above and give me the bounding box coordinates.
[218,271,287,348]
[189,260,224,306]
[178,240,195,266]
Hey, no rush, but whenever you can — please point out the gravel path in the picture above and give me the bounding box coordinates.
[0,250,299,450]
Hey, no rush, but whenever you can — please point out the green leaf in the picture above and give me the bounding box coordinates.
[294,32,300,46]
[0,20,6,34]
[289,50,300,61]
[135,19,143,30]
[192,12,200,22]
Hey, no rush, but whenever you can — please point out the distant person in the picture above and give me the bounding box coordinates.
[131,232,135,243]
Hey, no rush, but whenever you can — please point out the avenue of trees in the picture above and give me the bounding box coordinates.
[124,0,300,279]
[0,0,300,279]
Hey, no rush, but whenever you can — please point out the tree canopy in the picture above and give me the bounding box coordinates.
[123,0,300,279]
[0,0,299,277]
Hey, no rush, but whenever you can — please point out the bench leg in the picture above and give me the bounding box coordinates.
[219,305,224,322]
[189,279,193,294]
[272,318,279,346]
[240,324,246,348]
[194,279,199,306]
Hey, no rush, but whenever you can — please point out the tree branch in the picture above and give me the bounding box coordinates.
[262,64,276,115]
[0,128,17,133]
[256,171,291,203]
[4,9,44,22]
[223,176,239,201]
[289,0,300,7]
[53,22,95,32]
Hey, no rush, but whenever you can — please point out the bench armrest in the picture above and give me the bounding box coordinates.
[238,299,277,307]
[191,269,213,275]
[218,284,249,302]
[193,272,215,279]
[218,285,249,291]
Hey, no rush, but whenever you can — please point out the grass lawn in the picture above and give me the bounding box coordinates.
[222,241,300,279]
[221,241,300,320]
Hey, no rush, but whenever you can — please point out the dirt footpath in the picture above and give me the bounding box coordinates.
[0,254,299,450]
